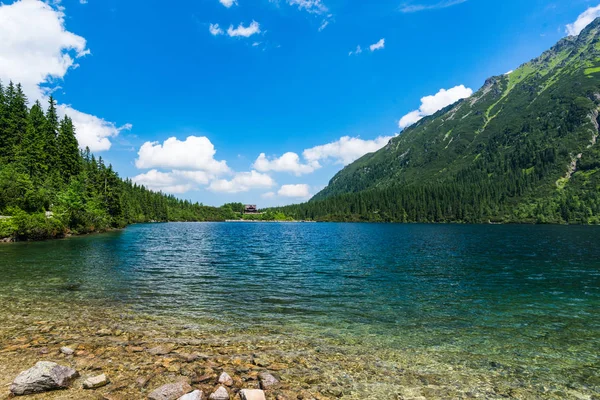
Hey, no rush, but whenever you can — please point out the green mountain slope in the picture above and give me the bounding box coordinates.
[278,19,600,223]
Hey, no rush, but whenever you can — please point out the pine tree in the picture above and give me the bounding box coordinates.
[57,116,81,181]
[43,96,59,171]
[0,81,8,161]
[17,101,46,179]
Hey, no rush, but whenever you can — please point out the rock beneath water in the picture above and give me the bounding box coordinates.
[218,371,233,386]
[83,373,109,389]
[209,386,229,400]
[147,344,176,356]
[178,390,204,400]
[240,389,266,400]
[258,372,279,389]
[148,382,193,400]
[10,361,79,396]
[60,347,75,356]
[192,373,212,384]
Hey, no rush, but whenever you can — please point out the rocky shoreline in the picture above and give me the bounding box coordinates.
[1,296,597,400]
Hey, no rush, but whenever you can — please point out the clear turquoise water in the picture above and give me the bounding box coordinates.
[1,223,599,398]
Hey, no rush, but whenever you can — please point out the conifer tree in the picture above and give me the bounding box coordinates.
[57,116,81,181]
[17,101,46,178]
[43,96,59,170]
[0,81,8,161]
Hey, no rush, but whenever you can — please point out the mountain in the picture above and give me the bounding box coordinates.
[278,19,600,223]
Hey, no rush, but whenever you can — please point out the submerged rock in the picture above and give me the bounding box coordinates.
[258,372,279,389]
[10,361,79,395]
[240,389,266,400]
[83,373,109,389]
[209,386,229,400]
[178,390,204,400]
[148,382,193,400]
[147,344,176,356]
[60,346,75,355]
[218,371,233,386]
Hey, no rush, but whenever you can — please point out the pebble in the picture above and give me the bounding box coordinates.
[209,386,229,400]
[258,372,279,389]
[148,382,193,400]
[178,390,204,400]
[83,373,110,389]
[240,389,267,400]
[147,344,176,355]
[218,371,233,386]
[60,346,75,355]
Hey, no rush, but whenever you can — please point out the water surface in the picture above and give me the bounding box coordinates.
[1,223,599,398]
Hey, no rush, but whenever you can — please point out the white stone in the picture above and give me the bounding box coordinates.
[240,389,266,400]
[83,373,109,389]
[60,346,74,355]
[178,390,203,400]
[218,371,233,386]
[209,386,229,400]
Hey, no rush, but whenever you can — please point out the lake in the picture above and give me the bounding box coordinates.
[1,223,599,399]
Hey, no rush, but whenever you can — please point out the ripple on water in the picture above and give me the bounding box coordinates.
[0,223,599,398]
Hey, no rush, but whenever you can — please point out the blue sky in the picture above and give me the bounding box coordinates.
[0,0,599,206]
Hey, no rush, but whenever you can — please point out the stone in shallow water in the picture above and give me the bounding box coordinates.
[209,386,229,400]
[178,390,204,400]
[240,389,266,400]
[148,382,193,400]
[60,346,74,355]
[147,344,177,355]
[218,371,233,386]
[10,361,79,395]
[83,373,109,389]
[258,372,279,389]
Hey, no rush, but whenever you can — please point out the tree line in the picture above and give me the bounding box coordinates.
[0,81,237,240]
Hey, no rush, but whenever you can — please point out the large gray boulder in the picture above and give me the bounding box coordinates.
[148,381,193,400]
[10,361,79,395]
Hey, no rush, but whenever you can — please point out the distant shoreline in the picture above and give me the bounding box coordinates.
[225,219,317,223]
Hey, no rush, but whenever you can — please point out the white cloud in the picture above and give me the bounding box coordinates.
[208,171,275,193]
[135,136,230,174]
[131,169,212,194]
[349,45,362,56]
[398,111,423,129]
[398,85,473,129]
[400,0,467,13]
[253,152,320,175]
[318,20,329,31]
[278,184,311,198]
[0,0,127,152]
[219,0,237,8]
[209,23,224,36]
[288,0,328,14]
[57,105,131,151]
[227,21,261,37]
[261,191,276,199]
[566,4,600,36]
[303,135,395,165]
[370,38,385,52]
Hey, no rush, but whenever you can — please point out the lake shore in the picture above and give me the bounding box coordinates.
[1,295,595,400]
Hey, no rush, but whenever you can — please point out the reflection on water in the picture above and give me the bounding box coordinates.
[1,223,599,398]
